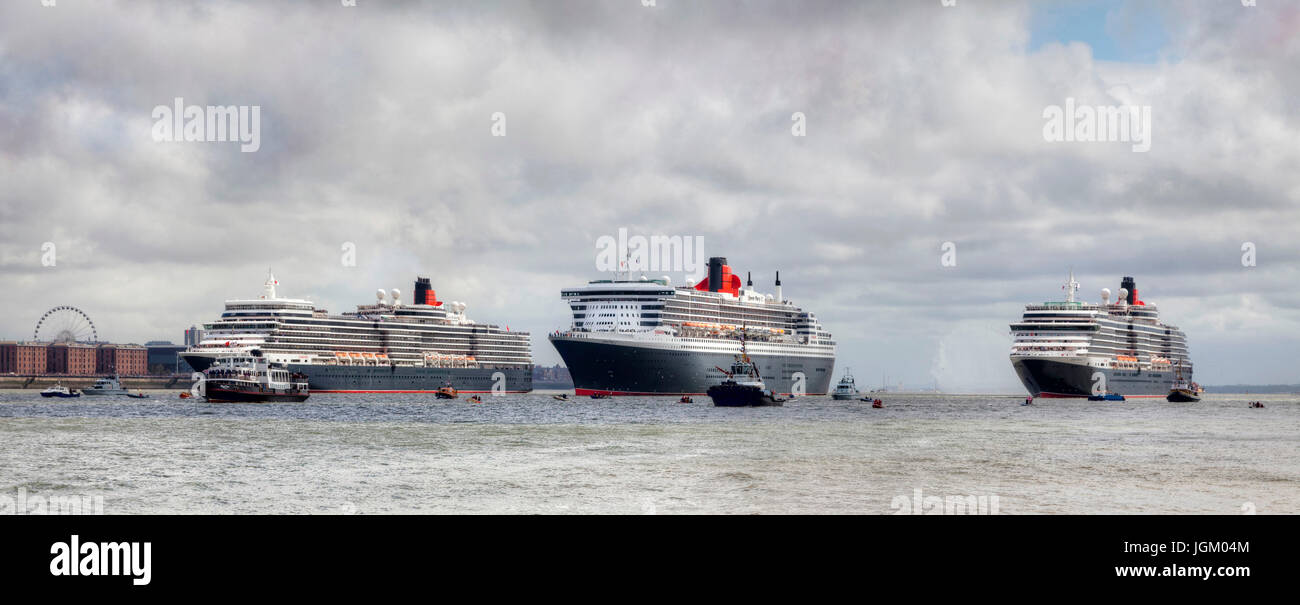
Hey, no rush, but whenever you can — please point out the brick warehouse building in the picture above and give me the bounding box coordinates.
[1,342,147,376]
[46,343,98,375]
[0,342,50,374]
[96,345,148,376]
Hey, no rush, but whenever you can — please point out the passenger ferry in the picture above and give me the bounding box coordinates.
[202,351,310,403]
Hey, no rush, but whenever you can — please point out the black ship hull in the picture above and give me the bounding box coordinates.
[183,354,533,394]
[550,336,833,396]
[286,364,532,394]
[1012,357,1179,398]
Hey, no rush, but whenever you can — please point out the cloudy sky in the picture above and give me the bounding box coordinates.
[2,0,1297,390]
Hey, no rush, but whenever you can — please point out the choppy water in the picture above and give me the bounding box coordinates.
[1,390,1296,514]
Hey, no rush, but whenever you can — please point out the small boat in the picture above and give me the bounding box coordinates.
[435,384,458,399]
[202,350,310,403]
[589,393,610,399]
[467,395,483,403]
[1088,393,1126,402]
[40,384,80,398]
[871,399,884,409]
[178,392,192,399]
[1249,401,1266,409]
[80,375,129,396]
[831,370,859,400]
[678,396,693,403]
[551,394,570,401]
[126,392,150,399]
[1021,397,1034,406]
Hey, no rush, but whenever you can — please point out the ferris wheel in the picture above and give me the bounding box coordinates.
[34,306,98,344]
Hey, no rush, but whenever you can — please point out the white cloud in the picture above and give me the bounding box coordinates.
[1,0,1296,385]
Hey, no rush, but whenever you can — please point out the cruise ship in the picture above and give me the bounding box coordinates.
[180,274,533,393]
[1010,273,1192,398]
[548,257,836,396]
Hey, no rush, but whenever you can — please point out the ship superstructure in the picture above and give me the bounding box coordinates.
[549,257,836,395]
[181,274,533,393]
[1010,272,1192,398]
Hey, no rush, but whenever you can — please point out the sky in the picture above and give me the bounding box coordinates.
[1,0,1297,391]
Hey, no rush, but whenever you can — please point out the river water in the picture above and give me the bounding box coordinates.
[1,391,1295,514]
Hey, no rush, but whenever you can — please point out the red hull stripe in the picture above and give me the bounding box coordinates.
[312,390,530,394]
[1035,391,1167,399]
[575,388,824,397]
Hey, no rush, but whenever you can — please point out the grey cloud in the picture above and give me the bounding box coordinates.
[1,0,1296,388]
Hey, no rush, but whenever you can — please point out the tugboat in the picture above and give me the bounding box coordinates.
[435,384,458,399]
[832,369,859,400]
[40,384,80,398]
[79,375,129,396]
[202,350,310,403]
[1166,385,1200,402]
[1166,363,1200,402]
[707,354,784,407]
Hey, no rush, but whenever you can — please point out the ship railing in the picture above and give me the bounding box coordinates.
[1024,303,1101,311]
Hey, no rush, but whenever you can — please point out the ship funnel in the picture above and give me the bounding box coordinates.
[414,276,436,306]
[775,270,783,303]
[1120,276,1137,304]
[746,271,753,288]
[707,257,727,292]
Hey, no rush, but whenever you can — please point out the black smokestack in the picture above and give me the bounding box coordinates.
[746,271,752,287]
[775,271,781,286]
[708,257,726,292]
[1120,276,1136,304]
[414,276,432,305]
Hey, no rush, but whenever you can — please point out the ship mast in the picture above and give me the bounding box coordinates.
[1063,268,1079,303]
[262,270,279,300]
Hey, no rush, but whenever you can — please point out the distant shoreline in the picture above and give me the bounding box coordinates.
[1201,385,1300,394]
